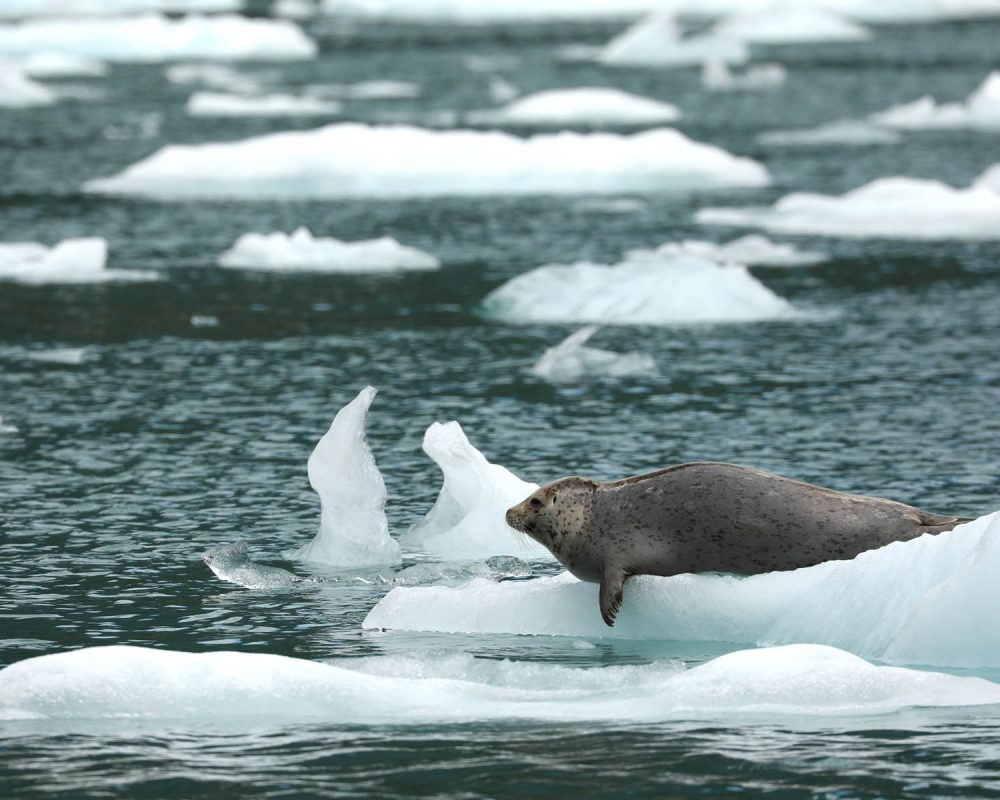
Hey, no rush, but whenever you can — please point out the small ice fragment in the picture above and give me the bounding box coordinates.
[187,91,340,117]
[712,6,870,43]
[27,348,87,365]
[628,235,827,267]
[870,72,1000,131]
[190,315,219,327]
[272,0,317,19]
[165,63,262,95]
[530,326,657,383]
[0,417,18,434]
[306,80,421,100]
[701,60,786,92]
[0,63,56,107]
[0,238,158,284]
[488,76,519,103]
[468,87,680,127]
[18,52,107,78]
[758,120,900,146]
[203,541,302,589]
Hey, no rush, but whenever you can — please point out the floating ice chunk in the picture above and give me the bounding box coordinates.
[319,0,664,22]
[0,417,18,434]
[0,14,317,62]
[292,386,401,569]
[701,60,786,92]
[217,227,439,273]
[366,511,1000,669]
[480,252,795,325]
[712,6,870,42]
[272,0,317,18]
[870,72,1000,131]
[629,235,827,267]
[468,87,680,128]
[187,91,340,117]
[27,348,88,365]
[488,76,519,103]
[698,164,1000,240]
[530,326,658,383]
[86,123,769,200]
[203,541,302,589]
[16,52,106,77]
[190,314,219,327]
[0,64,55,106]
[0,238,158,284]
[402,421,552,561]
[306,80,421,100]
[598,12,749,68]
[165,63,262,94]
[758,119,900,146]
[0,0,241,16]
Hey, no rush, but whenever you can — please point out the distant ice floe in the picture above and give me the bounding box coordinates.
[203,541,302,589]
[165,63,262,94]
[217,227,439,273]
[318,0,663,22]
[15,52,107,77]
[467,87,680,127]
[480,252,795,325]
[0,64,55,106]
[401,421,552,561]
[758,119,900,146]
[365,511,1000,669]
[0,14,316,62]
[712,6,870,43]
[870,72,1000,131]
[0,0,241,16]
[0,238,158,284]
[658,0,1000,25]
[27,348,88,365]
[7,643,998,723]
[307,80,421,100]
[530,326,657,383]
[697,163,1000,240]
[291,386,402,569]
[702,60,786,92]
[85,123,769,199]
[597,13,749,68]
[187,91,340,116]
[630,235,827,267]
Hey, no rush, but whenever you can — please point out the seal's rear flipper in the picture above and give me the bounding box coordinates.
[600,566,627,627]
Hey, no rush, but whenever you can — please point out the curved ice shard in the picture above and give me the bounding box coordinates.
[292,386,402,568]
[203,541,302,589]
[402,421,553,561]
[530,326,657,383]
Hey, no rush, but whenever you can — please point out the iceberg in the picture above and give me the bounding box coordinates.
[701,60,786,92]
[318,0,664,22]
[0,14,316,62]
[479,252,796,325]
[364,512,1000,669]
[758,119,900,146]
[0,238,158,284]
[530,326,658,383]
[16,52,106,77]
[712,6,870,43]
[628,235,827,267]
[468,87,680,127]
[4,644,999,724]
[598,13,749,68]
[697,163,1000,240]
[0,64,55,106]
[401,421,552,561]
[217,227,439,272]
[187,91,340,116]
[165,63,262,94]
[85,123,769,199]
[870,72,1000,131]
[291,386,402,569]
[203,541,302,589]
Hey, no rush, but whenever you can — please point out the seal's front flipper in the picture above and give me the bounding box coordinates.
[599,567,627,627]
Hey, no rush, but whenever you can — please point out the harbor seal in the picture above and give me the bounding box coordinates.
[505,462,969,626]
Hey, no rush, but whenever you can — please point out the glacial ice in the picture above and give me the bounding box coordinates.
[165,63,263,94]
[0,14,317,62]
[598,13,749,68]
[870,72,1000,131]
[291,386,402,569]
[0,238,159,284]
[217,227,439,272]
[631,235,827,267]
[530,326,658,383]
[365,512,1000,669]
[701,60,786,92]
[187,91,341,117]
[758,119,901,146]
[712,6,870,42]
[479,252,795,325]
[401,421,553,561]
[203,541,302,589]
[468,88,680,127]
[85,123,770,199]
[16,52,107,77]
[3,643,1000,724]
[0,64,55,107]
[697,164,1000,240]
[319,0,663,22]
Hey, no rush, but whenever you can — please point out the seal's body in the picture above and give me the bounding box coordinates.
[505,462,968,626]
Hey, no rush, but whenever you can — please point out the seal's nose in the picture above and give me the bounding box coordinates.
[505,507,517,527]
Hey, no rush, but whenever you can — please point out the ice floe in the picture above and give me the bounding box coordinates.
[758,119,900,146]
[319,0,664,22]
[0,14,316,62]
[701,60,786,92]
[187,91,340,116]
[291,386,402,569]
[401,421,552,561]
[203,541,303,589]
[656,0,1000,25]
[0,238,158,284]
[0,64,55,106]
[467,87,680,127]
[165,63,263,94]
[307,80,421,100]
[217,227,439,273]
[85,123,769,199]
[697,163,1000,240]
[629,235,827,267]
[480,251,795,325]
[870,72,1000,131]
[598,13,749,68]
[365,511,1000,669]
[4,643,999,723]
[530,326,658,383]
[712,6,870,43]
[0,0,241,16]
[15,52,107,77]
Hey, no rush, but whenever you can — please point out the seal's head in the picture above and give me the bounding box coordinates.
[505,476,599,568]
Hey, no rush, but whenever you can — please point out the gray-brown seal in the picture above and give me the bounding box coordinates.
[504,462,969,627]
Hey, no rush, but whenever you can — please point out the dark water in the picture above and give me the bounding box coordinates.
[2,11,1000,800]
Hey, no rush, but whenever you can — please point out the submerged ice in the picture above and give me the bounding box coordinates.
[203,541,302,590]
[530,326,658,383]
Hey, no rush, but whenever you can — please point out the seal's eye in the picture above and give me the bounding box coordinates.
[552,494,557,504]
[530,497,543,510]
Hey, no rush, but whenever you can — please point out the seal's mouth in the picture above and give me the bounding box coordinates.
[505,509,535,535]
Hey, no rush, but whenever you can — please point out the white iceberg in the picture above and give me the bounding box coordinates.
[291,386,401,569]
[5,643,999,724]
[712,5,870,42]
[85,123,769,199]
[697,163,1000,240]
[319,0,664,22]
[365,511,1000,669]
[187,91,340,117]
[598,13,749,68]
[16,52,107,77]
[870,72,1000,131]
[758,119,900,146]
[401,421,552,561]
[480,252,795,325]
[0,238,158,284]
[468,87,680,127]
[701,60,786,92]
[165,62,262,94]
[0,14,316,62]
[629,235,827,266]
[0,63,55,106]
[530,326,658,382]
[307,80,421,100]
[217,227,439,272]
[0,0,241,16]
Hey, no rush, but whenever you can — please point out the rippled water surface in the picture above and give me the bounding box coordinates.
[2,9,1000,799]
